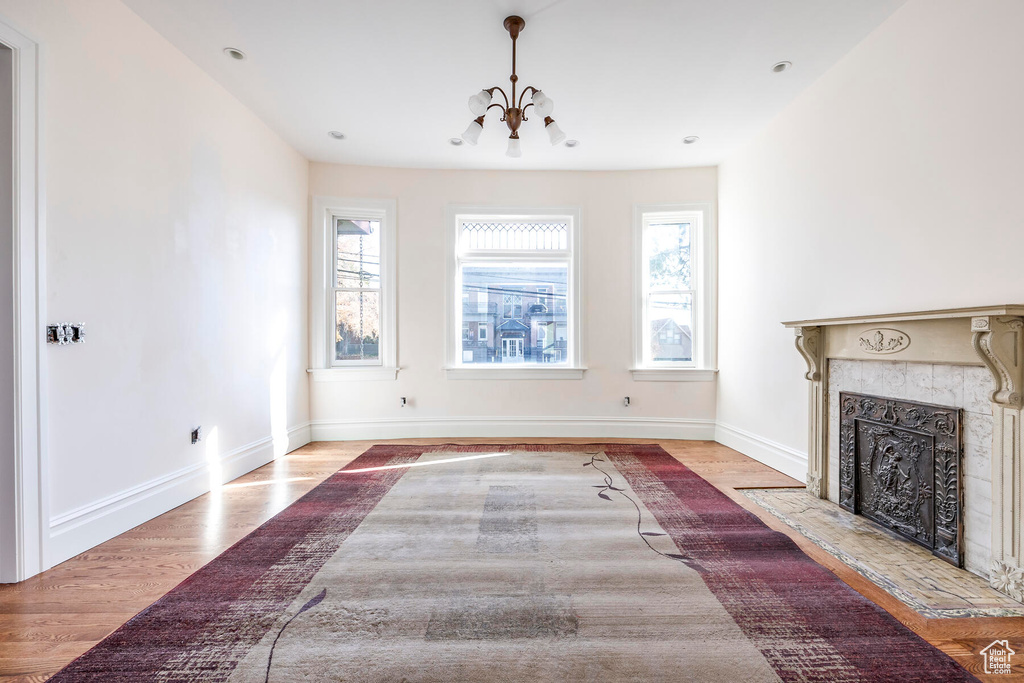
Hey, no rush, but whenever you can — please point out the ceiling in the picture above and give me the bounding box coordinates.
[122,0,906,170]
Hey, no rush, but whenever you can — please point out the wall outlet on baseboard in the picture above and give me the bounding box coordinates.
[191,426,201,445]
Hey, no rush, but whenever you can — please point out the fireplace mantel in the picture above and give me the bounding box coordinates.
[783,304,1024,328]
[782,305,1024,601]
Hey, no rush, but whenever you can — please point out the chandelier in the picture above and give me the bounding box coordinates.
[460,15,566,157]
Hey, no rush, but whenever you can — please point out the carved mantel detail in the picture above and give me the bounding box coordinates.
[858,328,909,355]
[794,326,823,381]
[991,559,1024,602]
[971,316,1024,409]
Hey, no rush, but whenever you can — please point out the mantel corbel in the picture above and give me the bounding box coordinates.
[971,316,1024,408]
[972,315,1024,601]
[794,326,823,381]
[793,326,826,498]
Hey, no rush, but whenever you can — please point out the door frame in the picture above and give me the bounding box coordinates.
[0,15,45,583]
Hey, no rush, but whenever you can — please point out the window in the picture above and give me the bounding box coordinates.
[310,197,397,380]
[334,218,381,362]
[503,292,523,319]
[633,204,716,381]
[446,206,583,378]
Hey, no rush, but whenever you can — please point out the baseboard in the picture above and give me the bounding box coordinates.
[46,422,312,567]
[310,416,717,442]
[42,418,800,568]
[714,422,807,482]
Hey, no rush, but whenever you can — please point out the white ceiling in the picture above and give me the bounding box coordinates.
[122,0,905,170]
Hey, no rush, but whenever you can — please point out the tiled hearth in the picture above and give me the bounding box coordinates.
[743,488,1024,618]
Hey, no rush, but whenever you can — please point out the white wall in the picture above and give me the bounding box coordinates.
[0,0,310,569]
[309,163,717,440]
[717,0,1024,466]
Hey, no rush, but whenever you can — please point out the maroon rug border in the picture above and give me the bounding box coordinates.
[48,446,420,681]
[47,443,978,682]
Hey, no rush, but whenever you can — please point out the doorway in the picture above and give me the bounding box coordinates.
[0,20,43,583]
[501,337,523,363]
[0,43,14,582]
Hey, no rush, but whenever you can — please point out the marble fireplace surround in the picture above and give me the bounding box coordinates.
[784,305,1024,601]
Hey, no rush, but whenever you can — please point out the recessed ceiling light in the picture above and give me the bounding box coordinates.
[772,61,792,73]
[449,138,464,146]
[328,131,345,140]
[223,47,246,61]
[564,140,579,148]
[682,136,700,145]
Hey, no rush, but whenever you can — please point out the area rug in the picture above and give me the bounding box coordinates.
[50,444,977,682]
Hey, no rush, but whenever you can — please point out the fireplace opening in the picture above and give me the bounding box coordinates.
[838,392,963,567]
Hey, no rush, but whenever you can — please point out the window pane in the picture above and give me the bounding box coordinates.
[461,222,568,251]
[336,219,380,288]
[649,293,693,362]
[460,263,569,365]
[335,290,379,361]
[647,222,691,290]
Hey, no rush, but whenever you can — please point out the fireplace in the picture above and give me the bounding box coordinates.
[838,392,962,566]
[784,305,1024,602]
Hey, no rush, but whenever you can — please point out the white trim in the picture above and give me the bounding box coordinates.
[714,422,807,482]
[445,367,585,380]
[444,204,585,373]
[310,196,397,374]
[47,423,312,566]
[311,416,715,442]
[0,18,43,583]
[307,367,398,382]
[631,368,718,382]
[632,202,717,373]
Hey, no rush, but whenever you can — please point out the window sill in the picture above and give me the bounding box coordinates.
[307,367,399,382]
[630,368,718,382]
[446,367,586,380]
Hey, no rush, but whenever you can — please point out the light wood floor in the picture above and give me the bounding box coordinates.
[1,439,1021,682]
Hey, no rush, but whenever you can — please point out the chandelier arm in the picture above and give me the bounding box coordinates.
[518,86,539,110]
[486,86,510,110]
[521,101,535,122]
[486,102,508,121]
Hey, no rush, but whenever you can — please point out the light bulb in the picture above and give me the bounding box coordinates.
[468,90,492,116]
[545,118,566,146]
[461,118,484,145]
[506,137,522,158]
[531,90,554,117]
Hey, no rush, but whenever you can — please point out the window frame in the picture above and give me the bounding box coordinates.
[445,205,584,380]
[632,203,717,382]
[309,197,397,381]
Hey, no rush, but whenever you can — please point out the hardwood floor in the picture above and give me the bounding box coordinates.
[1,439,1021,682]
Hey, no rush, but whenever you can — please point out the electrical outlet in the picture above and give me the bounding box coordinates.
[400,397,407,407]
[623,396,630,407]
[191,426,202,445]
